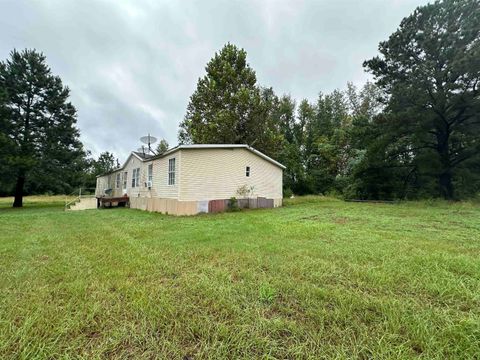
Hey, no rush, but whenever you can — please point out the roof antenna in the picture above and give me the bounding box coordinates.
[139,134,158,155]
[137,145,146,156]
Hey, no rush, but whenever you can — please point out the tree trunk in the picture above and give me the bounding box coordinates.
[439,171,454,200]
[436,130,454,200]
[12,173,25,208]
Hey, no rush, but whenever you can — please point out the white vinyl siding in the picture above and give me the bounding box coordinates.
[150,156,179,199]
[179,148,283,201]
[96,147,283,208]
[95,176,108,196]
[102,154,146,198]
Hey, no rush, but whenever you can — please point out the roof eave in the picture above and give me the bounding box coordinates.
[245,146,286,169]
[97,145,286,178]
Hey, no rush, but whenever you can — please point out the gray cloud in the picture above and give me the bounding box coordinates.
[0,0,430,160]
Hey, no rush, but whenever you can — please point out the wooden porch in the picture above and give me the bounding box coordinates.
[97,195,129,208]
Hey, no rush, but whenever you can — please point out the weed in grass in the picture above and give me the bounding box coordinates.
[259,284,277,304]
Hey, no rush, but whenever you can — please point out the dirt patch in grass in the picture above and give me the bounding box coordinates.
[333,216,348,224]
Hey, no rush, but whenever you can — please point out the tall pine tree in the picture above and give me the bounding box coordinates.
[0,49,85,207]
[364,0,480,199]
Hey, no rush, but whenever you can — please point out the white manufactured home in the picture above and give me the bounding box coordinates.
[95,144,285,215]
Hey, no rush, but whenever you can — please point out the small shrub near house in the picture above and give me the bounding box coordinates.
[283,188,293,198]
[227,197,239,211]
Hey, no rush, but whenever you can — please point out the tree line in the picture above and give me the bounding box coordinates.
[0,0,478,207]
[179,0,480,200]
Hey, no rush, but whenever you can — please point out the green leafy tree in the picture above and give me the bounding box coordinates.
[178,43,282,156]
[303,91,351,194]
[80,151,117,190]
[346,114,411,200]
[275,96,308,194]
[250,87,284,157]
[364,0,480,199]
[343,82,392,199]
[0,49,86,206]
[92,151,116,175]
[346,81,383,120]
[156,138,169,154]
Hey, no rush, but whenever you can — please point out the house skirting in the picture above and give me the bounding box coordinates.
[128,197,282,216]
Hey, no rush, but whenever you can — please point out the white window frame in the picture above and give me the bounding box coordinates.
[115,173,121,188]
[246,166,250,177]
[148,164,153,183]
[123,171,128,189]
[132,168,140,188]
[168,158,175,186]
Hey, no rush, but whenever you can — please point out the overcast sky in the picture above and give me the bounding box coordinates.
[0,0,430,160]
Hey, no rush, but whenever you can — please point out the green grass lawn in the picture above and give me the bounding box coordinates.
[0,196,479,359]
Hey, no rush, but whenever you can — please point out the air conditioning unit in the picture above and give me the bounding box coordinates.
[146,180,153,189]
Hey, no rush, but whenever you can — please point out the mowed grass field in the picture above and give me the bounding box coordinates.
[0,196,479,359]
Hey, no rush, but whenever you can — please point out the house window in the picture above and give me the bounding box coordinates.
[168,158,175,185]
[123,171,128,189]
[146,164,153,188]
[132,168,140,188]
[115,173,121,188]
[246,166,250,177]
[148,164,153,183]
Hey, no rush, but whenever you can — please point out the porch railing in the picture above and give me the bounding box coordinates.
[64,187,96,211]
